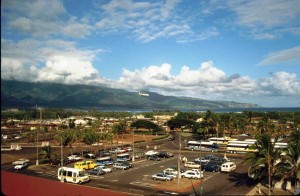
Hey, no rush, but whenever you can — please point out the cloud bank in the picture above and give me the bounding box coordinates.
[1,38,299,106]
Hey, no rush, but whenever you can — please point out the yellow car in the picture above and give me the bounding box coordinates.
[74,160,97,170]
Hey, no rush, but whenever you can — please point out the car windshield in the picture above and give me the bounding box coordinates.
[78,172,85,177]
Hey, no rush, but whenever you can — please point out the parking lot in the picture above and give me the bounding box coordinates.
[2,147,244,195]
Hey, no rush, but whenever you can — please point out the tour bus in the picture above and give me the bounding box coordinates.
[117,153,131,162]
[95,156,115,166]
[226,143,257,154]
[187,141,219,152]
[57,167,90,184]
[274,142,288,149]
[209,137,237,145]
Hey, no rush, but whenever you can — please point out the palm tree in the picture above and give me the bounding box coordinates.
[219,113,233,137]
[112,122,127,145]
[278,130,300,191]
[39,145,56,161]
[82,128,100,151]
[244,134,282,195]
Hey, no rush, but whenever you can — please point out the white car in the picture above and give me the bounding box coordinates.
[181,170,203,179]
[67,155,82,161]
[163,168,178,175]
[221,162,236,172]
[145,150,158,156]
[109,148,126,154]
[152,173,173,181]
[14,162,28,170]
[95,165,112,173]
[12,158,30,165]
[92,142,103,146]
[126,147,133,151]
[184,161,201,169]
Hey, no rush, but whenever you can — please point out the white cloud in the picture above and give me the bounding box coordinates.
[258,72,300,95]
[1,38,107,85]
[228,0,300,28]
[4,0,93,38]
[114,61,258,100]
[95,0,215,43]
[227,0,300,39]
[258,46,300,66]
[36,55,99,84]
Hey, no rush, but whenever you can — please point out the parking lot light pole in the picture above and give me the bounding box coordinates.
[177,132,181,186]
[36,107,42,165]
[132,127,135,162]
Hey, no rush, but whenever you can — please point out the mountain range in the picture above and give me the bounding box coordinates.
[1,80,259,110]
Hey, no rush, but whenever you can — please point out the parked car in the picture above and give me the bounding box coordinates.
[203,162,221,172]
[92,142,103,146]
[134,152,145,159]
[184,161,201,169]
[152,173,174,181]
[221,162,236,172]
[109,148,126,154]
[67,155,82,162]
[171,167,185,173]
[147,155,161,161]
[157,151,174,158]
[121,161,134,168]
[14,162,28,170]
[195,155,219,163]
[88,167,106,176]
[12,158,30,165]
[193,160,207,169]
[163,171,177,178]
[96,150,111,157]
[181,170,203,179]
[163,168,178,176]
[210,157,230,164]
[113,162,129,170]
[95,165,112,173]
[84,153,96,159]
[145,150,158,156]
[125,147,133,151]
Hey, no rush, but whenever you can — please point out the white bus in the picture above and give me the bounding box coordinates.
[187,141,219,152]
[57,167,89,184]
[209,137,237,145]
[95,156,115,166]
[274,142,288,149]
[117,153,131,162]
[226,142,257,154]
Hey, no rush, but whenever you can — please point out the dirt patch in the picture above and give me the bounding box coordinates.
[154,178,204,192]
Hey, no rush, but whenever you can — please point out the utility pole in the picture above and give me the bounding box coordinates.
[199,140,202,171]
[177,132,181,186]
[36,107,42,165]
[132,127,135,162]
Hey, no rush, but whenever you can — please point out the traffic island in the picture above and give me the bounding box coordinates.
[153,178,204,193]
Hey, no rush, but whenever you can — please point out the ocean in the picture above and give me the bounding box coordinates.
[83,107,300,113]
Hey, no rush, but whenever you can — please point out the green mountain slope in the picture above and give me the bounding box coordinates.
[1,80,259,110]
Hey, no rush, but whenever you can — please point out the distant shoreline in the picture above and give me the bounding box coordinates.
[62,107,300,113]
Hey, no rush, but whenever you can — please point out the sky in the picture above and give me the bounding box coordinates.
[1,0,300,107]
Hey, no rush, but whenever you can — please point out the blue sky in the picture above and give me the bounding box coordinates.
[1,0,300,107]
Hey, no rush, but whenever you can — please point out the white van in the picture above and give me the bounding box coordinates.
[221,162,236,172]
[57,167,90,184]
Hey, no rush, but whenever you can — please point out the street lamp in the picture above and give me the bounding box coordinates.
[36,107,42,165]
[132,127,135,162]
[177,132,182,186]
